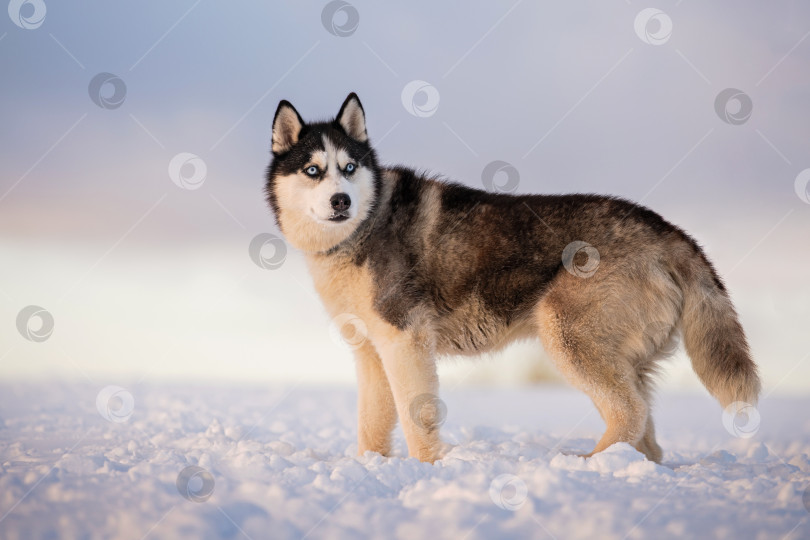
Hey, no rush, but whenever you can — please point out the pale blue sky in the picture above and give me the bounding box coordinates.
[1,1,809,393]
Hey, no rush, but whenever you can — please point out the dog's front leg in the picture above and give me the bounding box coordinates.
[354,341,397,457]
[376,334,442,463]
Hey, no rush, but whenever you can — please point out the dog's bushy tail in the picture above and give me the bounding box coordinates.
[679,262,761,408]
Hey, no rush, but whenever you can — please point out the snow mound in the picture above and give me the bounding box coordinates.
[550,443,675,478]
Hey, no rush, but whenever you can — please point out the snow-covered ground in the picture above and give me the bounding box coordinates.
[1,383,808,539]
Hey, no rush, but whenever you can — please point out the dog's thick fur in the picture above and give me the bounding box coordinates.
[265,93,761,463]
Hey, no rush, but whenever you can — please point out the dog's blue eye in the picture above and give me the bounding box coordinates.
[345,163,355,173]
[305,166,319,177]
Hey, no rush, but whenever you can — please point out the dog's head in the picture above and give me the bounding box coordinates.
[265,93,380,253]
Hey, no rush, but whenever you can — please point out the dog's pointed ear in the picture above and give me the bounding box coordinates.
[336,93,368,142]
[272,100,304,154]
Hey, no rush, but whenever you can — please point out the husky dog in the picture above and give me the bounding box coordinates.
[265,93,760,463]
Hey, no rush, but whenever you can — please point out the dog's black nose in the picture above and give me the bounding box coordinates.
[330,193,351,212]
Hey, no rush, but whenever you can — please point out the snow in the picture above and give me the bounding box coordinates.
[1,383,809,540]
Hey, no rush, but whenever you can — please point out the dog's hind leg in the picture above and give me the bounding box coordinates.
[633,359,664,462]
[636,416,663,463]
[355,341,398,457]
[578,372,649,458]
[535,287,652,460]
